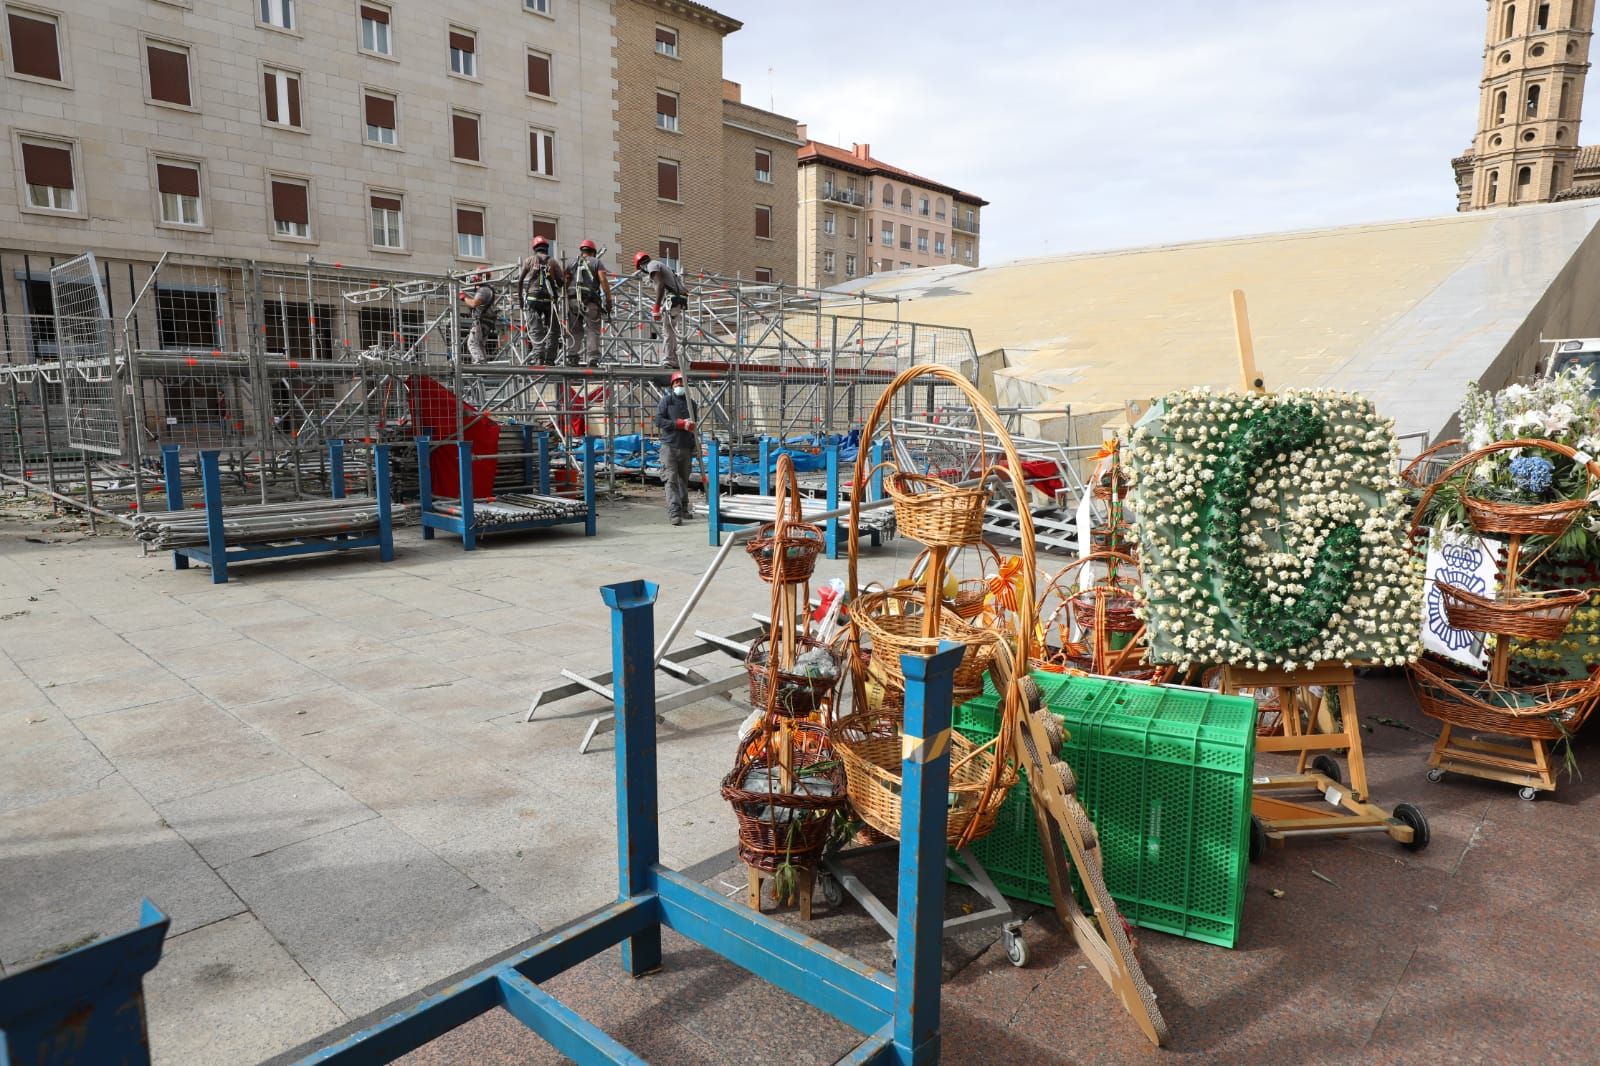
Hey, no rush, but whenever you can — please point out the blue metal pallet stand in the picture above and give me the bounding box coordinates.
[0,583,962,1065]
[416,432,597,550]
[706,437,888,559]
[160,440,394,584]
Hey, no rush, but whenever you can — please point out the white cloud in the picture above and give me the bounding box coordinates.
[719,1,1492,258]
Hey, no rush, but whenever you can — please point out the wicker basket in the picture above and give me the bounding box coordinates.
[721,720,848,873]
[1034,643,1170,683]
[1461,494,1591,537]
[1092,481,1129,503]
[831,708,1016,845]
[745,635,843,718]
[1069,585,1144,635]
[1408,658,1600,740]
[853,588,1002,699]
[1437,582,1590,642]
[1090,523,1138,559]
[886,469,990,548]
[746,520,825,585]
[1398,439,1463,491]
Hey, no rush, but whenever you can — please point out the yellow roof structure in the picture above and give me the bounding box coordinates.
[828,200,1600,441]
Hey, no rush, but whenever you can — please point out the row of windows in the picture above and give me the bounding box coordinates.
[246,0,553,35]
[813,168,978,226]
[645,238,773,283]
[4,5,560,100]
[1501,2,1556,39]
[652,93,774,185]
[819,251,859,278]
[653,157,776,237]
[1482,162,1555,205]
[1490,78,1573,124]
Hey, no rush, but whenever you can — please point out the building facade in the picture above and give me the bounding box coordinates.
[0,0,617,344]
[610,0,798,283]
[796,135,985,288]
[1454,0,1597,208]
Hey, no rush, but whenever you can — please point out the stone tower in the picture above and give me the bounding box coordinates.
[1455,0,1595,210]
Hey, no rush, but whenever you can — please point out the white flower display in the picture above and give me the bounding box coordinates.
[1127,388,1423,674]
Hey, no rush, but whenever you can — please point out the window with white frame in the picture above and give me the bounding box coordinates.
[919,196,929,216]
[360,5,391,55]
[846,216,856,239]
[935,234,945,256]
[259,0,293,30]
[530,127,555,176]
[845,254,857,277]
[822,250,835,274]
[270,177,310,238]
[916,229,928,253]
[20,138,76,211]
[370,192,403,248]
[449,28,476,76]
[6,9,64,82]
[456,205,485,258]
[881,222,893,245]
[655,25,677,57]
[657,238,680,272]
[655,90,678,132]
[263,67,302,128]
[755,148,771,183]
[156,161,202,225]
[754,267,772,283]
[364,91,397,144]
[524,0,550,13]
[963,244,973,264]
[823,211,835,236]
[146,40,193,107]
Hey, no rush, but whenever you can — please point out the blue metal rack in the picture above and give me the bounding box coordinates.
[416,430,597,550]
[159,440,394,584]
[705,437,889,559]
[0,584,963,1065]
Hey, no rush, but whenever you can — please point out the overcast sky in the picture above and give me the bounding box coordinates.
[719,1,1493,262]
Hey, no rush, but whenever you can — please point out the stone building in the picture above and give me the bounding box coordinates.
[795,135,985,289]
[610,0,798,283]
[1454,0,1600,207]
[0,0,620,331]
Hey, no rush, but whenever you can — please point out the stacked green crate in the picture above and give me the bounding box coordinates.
[952,672,1256,948]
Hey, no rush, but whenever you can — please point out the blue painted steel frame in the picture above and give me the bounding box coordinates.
[159,441,393,584]
[415,433,597,550]
[706,438,889,559]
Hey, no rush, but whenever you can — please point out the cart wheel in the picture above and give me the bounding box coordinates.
[1311,754,1342,784]
[1249,815,1268,863]
[1393,803,1430,851]
[1518,786,1539,802]
[1425,768,1445,784]
[820,874,843,908]
[1004,929,1029,968]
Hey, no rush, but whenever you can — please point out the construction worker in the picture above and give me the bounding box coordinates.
[458,272,496,364]
[632,251,688,370]
[516,236,567,365]
[654,370,696,525]
[569,239,612,368]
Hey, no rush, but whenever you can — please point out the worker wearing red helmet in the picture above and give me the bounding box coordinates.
[654,369,697,525]
[569,238,612,368]
[516,234,568,365]
[632,251,688,371]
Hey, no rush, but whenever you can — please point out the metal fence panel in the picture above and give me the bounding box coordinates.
[50,253,123,455]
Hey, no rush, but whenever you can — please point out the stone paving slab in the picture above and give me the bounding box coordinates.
[156,766,379,869]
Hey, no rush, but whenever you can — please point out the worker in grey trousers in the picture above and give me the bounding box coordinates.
[655,370,697,525]
[632,251,688,371]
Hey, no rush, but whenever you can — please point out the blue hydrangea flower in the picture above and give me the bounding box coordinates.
[1509,455,1555,496]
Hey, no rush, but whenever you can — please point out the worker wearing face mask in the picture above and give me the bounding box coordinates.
[654,370,697,526]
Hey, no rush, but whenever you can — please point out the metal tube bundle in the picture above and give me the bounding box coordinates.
[132,496,405,548]
[431,492,584,529]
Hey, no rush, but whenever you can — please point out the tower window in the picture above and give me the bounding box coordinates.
[1504,3,1516,38]
[1554,162,1564,190]
[1516,166,1533,202]
[1524,129,1538,141]
[1561,80,1572,116]
[1537,3,1550,30]
[1496,89,1509,123]
[1531,43,1546,56]
[1526,83,1542,117]
[1558,126,1569,141]
[1488,170,1501,204]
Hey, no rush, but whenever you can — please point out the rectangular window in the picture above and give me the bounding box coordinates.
[823,211,836,236]
[964,245,973,264]
[529,128,555,176]
[845,254,857,277]
[259,0,293,30]
[654,25,677,57]
[657,157,679,201]
[451,110,480,162]
[919,196,929,216]
[755,204,772,239]
[360,5,390,55]
[526,50,551,96]
[370,192,403,248]
[1538,3,1550,29]
[531,216,557,245]
[657,238,680,272]
[156,161,201,225]
[449,28,476,77]
[900,224,911,249]
[935,234,945,255]
[755,148,771,183]
[147,41,192,106]
[263,67,302,127]
[524,0,550,13]
[364,91,397,144]
[21,139,75,211]
[270,177,310,238]
[655,90,678,132]
[916,229,928,253]
[754,267,772,283]
[7,9,61,81]
[881,222,893,245]
[823,250,835,274]
[263,300,333,360]
[846,217,857,239]
[456,205,485,258]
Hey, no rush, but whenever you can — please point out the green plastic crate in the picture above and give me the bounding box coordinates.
[951,673,1256,949]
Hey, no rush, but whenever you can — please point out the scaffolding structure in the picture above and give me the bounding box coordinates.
[0,251,982,521]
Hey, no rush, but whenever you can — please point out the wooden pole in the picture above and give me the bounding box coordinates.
[1231,289,1266,394]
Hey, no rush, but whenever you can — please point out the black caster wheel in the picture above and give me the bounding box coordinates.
[1004,929,1029,968]
[1249,814,1268,863]
[1393,803,1430,851]
[1518,786,1539,802]
[820,874,843,908]
[1311,754,1342,784]
[1426,768,1445,784]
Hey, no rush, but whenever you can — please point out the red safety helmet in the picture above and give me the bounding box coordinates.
[632,251,651,271]
[670,370,685,383]
[530,235,549,251]
[579,238,598,253]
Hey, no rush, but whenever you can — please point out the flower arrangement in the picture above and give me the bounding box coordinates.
[1127,388,1423,673]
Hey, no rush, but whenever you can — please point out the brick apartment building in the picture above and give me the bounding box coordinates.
[0,0,618,345]
[796,134,985,289]
[611,0,798,284]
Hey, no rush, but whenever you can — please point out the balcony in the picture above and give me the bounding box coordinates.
[822,187,864,207]
[953,216,980,234]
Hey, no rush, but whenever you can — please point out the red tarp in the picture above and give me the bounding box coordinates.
[408,376,501,500]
